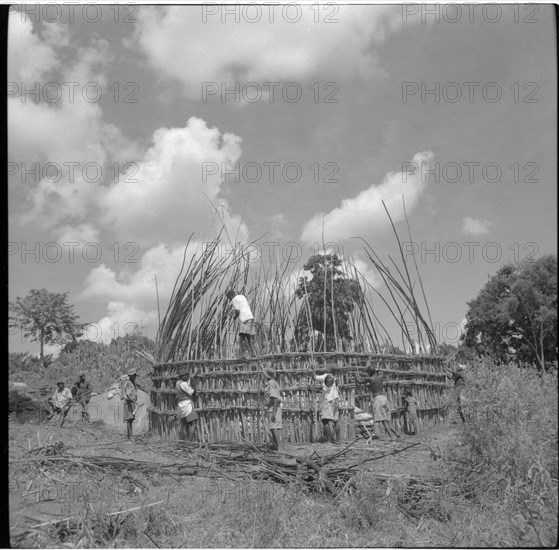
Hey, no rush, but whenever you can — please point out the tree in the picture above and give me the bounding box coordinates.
[295,254,364,351]
[9,289,83,367]
[463,256,557,371]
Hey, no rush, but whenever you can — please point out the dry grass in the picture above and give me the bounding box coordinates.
[10,360,557,550]
[157,209,437,362]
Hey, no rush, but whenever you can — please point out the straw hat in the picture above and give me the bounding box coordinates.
[457,364,467,371]
[127,369,137,376]
[262,368,275,379]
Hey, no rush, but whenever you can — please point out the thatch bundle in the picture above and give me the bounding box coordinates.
[157,203,435,362]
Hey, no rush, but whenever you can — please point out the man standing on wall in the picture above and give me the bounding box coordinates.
[226,290,256,358]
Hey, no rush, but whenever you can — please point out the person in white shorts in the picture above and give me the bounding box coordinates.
[176,371,198,442]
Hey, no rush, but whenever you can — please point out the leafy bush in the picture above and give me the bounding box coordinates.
[9,352,47,381]
[444,360,558,546]
[10,335,156,392]
[47,337,156,391]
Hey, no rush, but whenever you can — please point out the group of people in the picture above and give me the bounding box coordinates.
[259,363,418,450]
[44,369,145,439]
[259,361,466,449]
[45,372,92,427]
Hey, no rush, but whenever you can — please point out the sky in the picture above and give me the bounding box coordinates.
[8,2,557,356]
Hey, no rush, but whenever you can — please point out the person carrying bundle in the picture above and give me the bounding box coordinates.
[262,368,282,451]
[175,371,199,442]
[312,364,341,444]
[226,290,256,357]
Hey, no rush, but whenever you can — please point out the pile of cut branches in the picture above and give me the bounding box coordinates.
[13,438,435,498]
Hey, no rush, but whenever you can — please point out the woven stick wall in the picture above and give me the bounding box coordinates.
[149,352,448,443]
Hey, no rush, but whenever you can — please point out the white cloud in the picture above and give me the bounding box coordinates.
[99,117,247,246]
[9,14,140,230]
[8,15,61,82]
[52,223,100,247]
[80,243,204,342]
[462,217,493,236]
[342,256,383,290]
[300,151,434,244]
[9,15,246,247]
[129,5,405,98]
[80,243,194,313]
[85,301,158,344]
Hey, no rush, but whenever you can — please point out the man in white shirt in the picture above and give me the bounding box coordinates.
[46,381,73,427]
[226,290,256,357]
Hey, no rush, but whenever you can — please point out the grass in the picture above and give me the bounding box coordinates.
[9,360,558,548]
[442,359,558,547]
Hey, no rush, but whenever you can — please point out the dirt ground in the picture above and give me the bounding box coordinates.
[8,413,454,545]
[88,389,150,435]
[10,387,151,436]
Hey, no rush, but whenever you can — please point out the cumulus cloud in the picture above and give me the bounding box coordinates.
[52,223,100,247]
[9,14,244,248]
[129,5,404,98]
[8,16,62,82]
[80,243,195,312]
[84,301,159,345]
[99,117,247,246]
[300,151,434,244]
[9,14,140,229]
[343,256,383,290]
[462,217,493,236]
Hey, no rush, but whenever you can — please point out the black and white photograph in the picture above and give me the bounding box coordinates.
[7,1,558,547]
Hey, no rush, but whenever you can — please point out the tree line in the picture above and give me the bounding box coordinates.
[9,254,557,371]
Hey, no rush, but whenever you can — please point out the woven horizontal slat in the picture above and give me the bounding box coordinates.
[150,352,450,443]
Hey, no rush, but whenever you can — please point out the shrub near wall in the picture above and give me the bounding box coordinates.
[445,360,558,546]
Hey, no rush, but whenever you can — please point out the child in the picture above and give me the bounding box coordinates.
[354,366,400,439]
[404,389,419,435]
[313,366,341,444]
[262,368,282,451]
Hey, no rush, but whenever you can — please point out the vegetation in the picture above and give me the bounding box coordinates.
[9,334,156,391]
[10,356,558,548]
[463,255,557,371]
[295,254,363,351]
[444,359,558,546]
[157,223,437,361]
[9,289,83,367]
